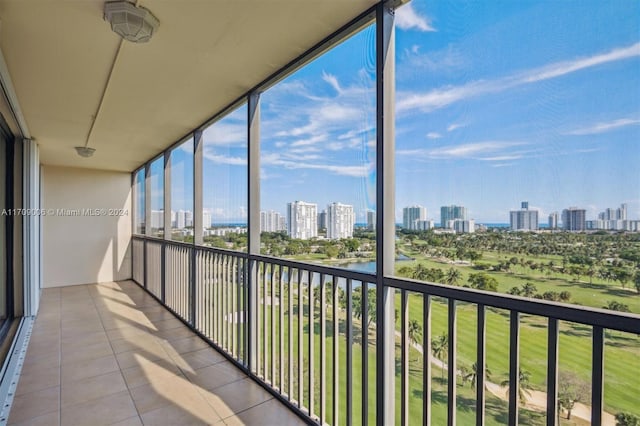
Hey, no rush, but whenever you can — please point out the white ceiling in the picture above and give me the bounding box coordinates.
[0,0,378,171]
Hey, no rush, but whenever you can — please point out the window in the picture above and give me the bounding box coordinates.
[260,25,377,272]
[201,105,248,251]
[133,168,145,235]
[149,156,164,237]
[393,0,640,422]
[169,137,194,242]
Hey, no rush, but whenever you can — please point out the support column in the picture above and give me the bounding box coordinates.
[375,4,396,426]
[247,91,261,371]
[163,151,172,239]
[194,130,203,245]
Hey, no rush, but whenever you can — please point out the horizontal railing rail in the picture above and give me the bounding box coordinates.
[131,235,640,426]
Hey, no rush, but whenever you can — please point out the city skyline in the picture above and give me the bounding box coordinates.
[162,0,639,224]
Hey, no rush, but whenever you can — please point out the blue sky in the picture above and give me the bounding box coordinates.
[167,0,640,225]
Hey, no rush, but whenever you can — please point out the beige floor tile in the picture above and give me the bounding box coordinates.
[120,358,184,389]
[15,364,60,396]
[109,415,143,426]
[110,334,161,354]
[150,317,186,332]
[114,341,172,370]
[61,371,127,407]
[154,325,196,342]
[199,377,272,419]
[60,390,137,426]
[140,403,218,426]
[161,335,211,356]
[8,386,59,424]
[7,410,59,426]
[129,374,218,417]
[61,353,120,383]
[22,352,60,371]
[184,361,246,391]
[223,399,305,426]
[174,347,226,372]
[61,340,114,365]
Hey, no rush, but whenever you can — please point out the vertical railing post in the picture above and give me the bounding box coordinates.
[190,246,196,326]
[375,3,396,426]
[247,91,261,372]
[546,318,559,426]
[509,311,521,425]
[160,241,166,303]
[591,326,604,425]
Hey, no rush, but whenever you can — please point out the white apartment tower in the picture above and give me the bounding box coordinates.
[260,210,286,233]
[403,205,427,230]
[287,201,317,240]
[327,202,355,239]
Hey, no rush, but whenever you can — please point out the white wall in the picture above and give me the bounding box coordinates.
[42,165,131,287]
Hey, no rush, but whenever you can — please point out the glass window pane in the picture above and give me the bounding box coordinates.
[202,104,248,251]
[134,168,145,235]
[260,24,377,271]
[149,156,164,238]
[170,137,194,242]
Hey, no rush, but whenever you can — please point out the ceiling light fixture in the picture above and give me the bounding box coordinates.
[75,147,96,158]
[104,1,159,43]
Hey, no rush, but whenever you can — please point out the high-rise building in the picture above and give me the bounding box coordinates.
[416,219,434,231]
[366,210,376,231]
[562,207,586,231]
[202,211,212,229]
[260,210,285,233]
[403,205,427,230]
[510,201,538,231]
[453,219,475,233]
[327,202,355,239]
[175,210,187,229]
[287,201,317,240]
[317,210,327,230]
[150,210,164,229]
[440,205,467,229]
[548,212,558,229]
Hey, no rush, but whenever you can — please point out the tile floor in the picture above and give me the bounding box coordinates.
[8,281,305,426]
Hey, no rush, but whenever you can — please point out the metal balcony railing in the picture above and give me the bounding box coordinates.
[132,235,640,426]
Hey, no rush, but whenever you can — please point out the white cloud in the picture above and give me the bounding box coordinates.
[564,118,640,135]
[397,141,527,161]
[202,150,246,166]
[426,132,442,139]
[397,42,640,113]
[428,141,526,159]
[322,71,342,95]
[396,3,436,32]
[447,123,466,132]
[202,122,246,146]
[262,153,369,177]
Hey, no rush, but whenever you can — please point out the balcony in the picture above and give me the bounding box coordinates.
[8,280,304,425]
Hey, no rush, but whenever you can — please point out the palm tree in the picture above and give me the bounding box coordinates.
[501,369,532,404]
[431,333,448,381]
[407,319,422,346]
[444,267,462,286]
[464,362,492,389]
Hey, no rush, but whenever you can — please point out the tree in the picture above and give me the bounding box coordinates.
[407,319,422,360]
[521,282,538,298]
[431,333,448,381]
[634,272,640,294]
[501,369,532,404]
[463,362,492,389]
[558,371,590,420]
[444,268,462,286]
[467,273,499,292]
[615,412,640,426]
[604,300,630,312]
